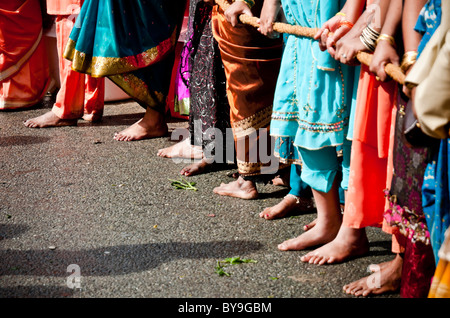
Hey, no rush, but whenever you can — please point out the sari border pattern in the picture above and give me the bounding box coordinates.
[63,28,178,77]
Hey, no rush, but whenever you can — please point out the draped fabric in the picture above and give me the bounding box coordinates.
[413,0,449,265]
[409,0,450,299]
[384,96,430,246]
[211,1,283,178]
[47,0,105,120]
[384,0,443,298]
[429,228,450,298]
[63,0,186,112]
[343,64,397,229]
[269,0,357,193]
[184,0,231,159]
[171,3,190,118]
[271,0,356,151]
[0,0,51,110]
[172,31,190,117]
[384,94,436,298]
[400,237,436,298]
[46,0,82,15]
[423,139,450,262]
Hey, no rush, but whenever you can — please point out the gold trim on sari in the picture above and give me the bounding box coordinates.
[63,28,178,78]
[108,73,166,109]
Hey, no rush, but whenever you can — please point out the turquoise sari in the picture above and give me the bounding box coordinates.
[64,0,186,112]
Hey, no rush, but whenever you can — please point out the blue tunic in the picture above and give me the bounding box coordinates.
[270,0,358,152]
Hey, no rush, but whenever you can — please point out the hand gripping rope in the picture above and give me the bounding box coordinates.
[214,0,406,85]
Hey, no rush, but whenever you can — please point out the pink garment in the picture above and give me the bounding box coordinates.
[46,0,82,15]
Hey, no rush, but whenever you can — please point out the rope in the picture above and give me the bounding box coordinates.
[214,0,406,85]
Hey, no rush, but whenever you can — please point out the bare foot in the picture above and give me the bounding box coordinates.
[180,159,210,176]
[259,195,314,220]
[24,111,77,128]
[300,226,369,265]
[271,172,290,187]
[343,254,403,297]
[278,216,341,251]
[82,111,103,123]
[157,138,203,159]
[213,176,258,200]
[113,107,168,141]
[303,218,317,231]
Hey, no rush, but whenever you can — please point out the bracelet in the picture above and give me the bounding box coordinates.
[376,33,396,47]
[285,193,301,204]
[235,0,255,8]
[400,51,418,73]
[360,24,379,52]
[338,20,354,29]
[336,12,346,17]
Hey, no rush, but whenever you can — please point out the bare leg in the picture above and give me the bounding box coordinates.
[213,176,258,200]
[113,107,168,141]
[157,138,203,159]
[259,194,314,220]
[343,253,403,297]
[300,186,369,265]
[24,111,77,128]
[278,178,342,251]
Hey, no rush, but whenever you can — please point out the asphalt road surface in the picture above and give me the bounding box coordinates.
[0,99,399,304]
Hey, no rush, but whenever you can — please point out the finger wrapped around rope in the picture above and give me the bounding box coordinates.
[214,0,405,85]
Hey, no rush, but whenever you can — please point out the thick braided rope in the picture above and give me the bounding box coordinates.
[214,0,405,85]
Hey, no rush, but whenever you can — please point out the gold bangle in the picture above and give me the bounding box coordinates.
[235,0,255,8]
[360,25,379,52]
[401,51,418,72]
[376,34,396,47]
[336,12,346,17]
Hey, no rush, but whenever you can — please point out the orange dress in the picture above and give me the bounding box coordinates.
[46,0,82,15]
[46,0,104,120]
[343,62,402,254]
[0,0,51,110]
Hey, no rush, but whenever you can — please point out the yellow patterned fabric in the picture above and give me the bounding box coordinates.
[429,229,450,298]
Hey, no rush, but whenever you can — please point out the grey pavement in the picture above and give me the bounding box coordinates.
[0,99,399,300]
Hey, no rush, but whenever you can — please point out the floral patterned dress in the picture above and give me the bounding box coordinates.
[384,0,442,298]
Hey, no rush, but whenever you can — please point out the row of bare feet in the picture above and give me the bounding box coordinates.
[23,108,169,141]
[157,139,402,297]
[24,110,402,297]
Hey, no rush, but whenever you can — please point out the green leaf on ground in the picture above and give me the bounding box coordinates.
[215,257,257,276]
[168,177,198,191]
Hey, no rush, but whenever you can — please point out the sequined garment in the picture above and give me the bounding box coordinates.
[183,0,230,158]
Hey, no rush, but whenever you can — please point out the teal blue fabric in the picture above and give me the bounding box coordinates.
[270,0,358,150]
[68,0,186,110]
[70,0,185,59]
[270,0,358,192]
[423,140,450,263]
